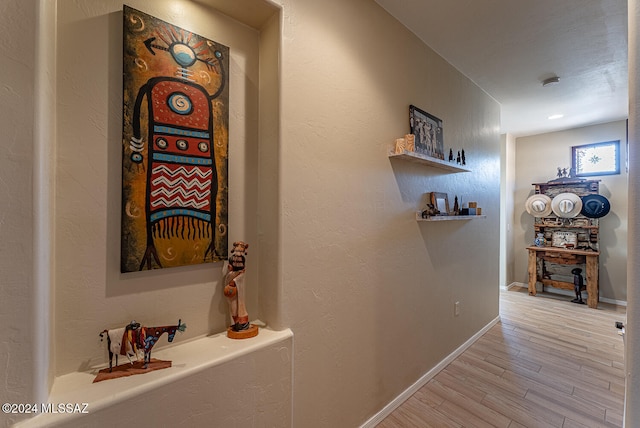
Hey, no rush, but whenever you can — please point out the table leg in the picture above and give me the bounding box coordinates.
[586,255,599,308]
[528,249,537,296]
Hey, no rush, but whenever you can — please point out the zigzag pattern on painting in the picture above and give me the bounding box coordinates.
[152,164,212,179]
[151,175,211,190]
[152,216,212,240]
[150,164,212,210]
[150,189,211,209]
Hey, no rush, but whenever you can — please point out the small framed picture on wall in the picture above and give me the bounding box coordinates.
[409,105,445,160]
[430,192,450,216]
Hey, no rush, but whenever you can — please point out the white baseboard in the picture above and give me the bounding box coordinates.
[507,281,525,290]
[602,296,628,307]
[507,281,627,307]
[360,316,500,428]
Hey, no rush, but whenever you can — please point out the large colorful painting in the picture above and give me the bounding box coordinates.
[121,5,229,272]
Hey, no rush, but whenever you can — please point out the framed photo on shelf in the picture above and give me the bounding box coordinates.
[430,192,450,216]
[551,231,577,248]
[409,105,444,160]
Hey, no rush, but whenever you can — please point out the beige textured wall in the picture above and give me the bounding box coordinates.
[274,0,501,425]
[506,135,517,285]
[54,0,263,375]
[0,0,37,425]
[9,0,501,426]
[257,11,284,330]
[501,133,517,287]
[514,121,628,302]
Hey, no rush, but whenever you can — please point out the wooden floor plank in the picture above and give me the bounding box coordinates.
[500,366,575,396]
[377,395,463,428]
[377,287,625,427]
[524,388,613,427]
[537,363,612,391]
[483,352,542,375]
[572,385,624,412]
[606,408,624,427]
[480,392,564,428]
[524,382,606,421]
[436,397,508,428]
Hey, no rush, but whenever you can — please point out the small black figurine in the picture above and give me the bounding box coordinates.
[449,148,454,162]
[571,267,585,304]
[456,151,461,164]
[453,196,459,214]
[461,149,466,166]
[557,167,563,178]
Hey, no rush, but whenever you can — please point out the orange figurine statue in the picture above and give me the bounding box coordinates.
[222,241,258,339]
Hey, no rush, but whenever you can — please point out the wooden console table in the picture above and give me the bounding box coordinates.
[526,246,600,308]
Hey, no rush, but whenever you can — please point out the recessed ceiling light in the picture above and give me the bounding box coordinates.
[548,114,564,120]
[542,76,560,87]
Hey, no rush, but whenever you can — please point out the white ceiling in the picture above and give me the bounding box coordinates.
[374,0,629,137]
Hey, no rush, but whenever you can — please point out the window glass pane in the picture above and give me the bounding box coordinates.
[572,141,620,177]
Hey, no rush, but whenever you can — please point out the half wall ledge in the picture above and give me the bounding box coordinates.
[16,327,293,428]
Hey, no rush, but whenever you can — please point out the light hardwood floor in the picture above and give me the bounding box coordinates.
[378,287,626,428]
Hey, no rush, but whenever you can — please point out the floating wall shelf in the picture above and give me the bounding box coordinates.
[416,212,486,222]
[389,150,470,173]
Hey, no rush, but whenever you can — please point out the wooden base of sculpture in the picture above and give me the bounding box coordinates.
[227,324,259,339]
[93,358,171,383]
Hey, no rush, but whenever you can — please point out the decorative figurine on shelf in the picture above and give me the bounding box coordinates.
[96,318,186,381]
[421,203,440,218]
[461,149,466,166]
[404,134,415,152]
[571,268,586,304]
[99,320,141,372]
[456,151,461,164]
[453,196,460,215]
[549,166,585,183]
[223,241,259,339]
[449,148,454,162]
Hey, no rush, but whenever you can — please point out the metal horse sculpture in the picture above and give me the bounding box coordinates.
[99,321,141,372]
[100,319,187,371]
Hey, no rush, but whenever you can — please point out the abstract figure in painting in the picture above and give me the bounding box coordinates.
[121,6,229,272]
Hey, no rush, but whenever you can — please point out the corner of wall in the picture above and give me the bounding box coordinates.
[257,7,284,330]
[33,0,57,404]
